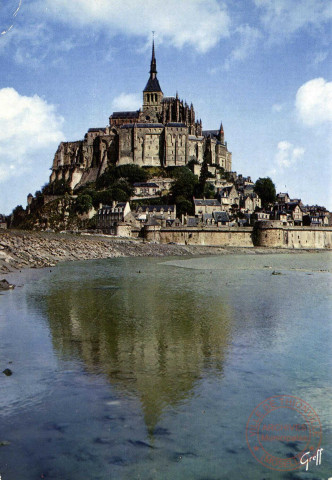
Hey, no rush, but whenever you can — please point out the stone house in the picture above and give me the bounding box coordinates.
[133,182,160,197]
[286,202,303,225]
[0,214,7,229]
[218,185,239,212]
[193,164,217,177]
[194,199,222,215]
[277,211,289,224]
[212,211,230,226]
[254,211,271,221]
[135,205,176,223]
[149,177,174,193]
[97,201,131,233]
[303,215,328,226]
[277,193,290,204]
[240,193,261,213]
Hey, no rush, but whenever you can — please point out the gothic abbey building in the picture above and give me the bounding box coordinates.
[50,42,232,189]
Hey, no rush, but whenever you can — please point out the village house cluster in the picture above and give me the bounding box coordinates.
[95,177,330,235]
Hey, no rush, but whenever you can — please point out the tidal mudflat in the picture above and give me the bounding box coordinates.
[0,253,331,479]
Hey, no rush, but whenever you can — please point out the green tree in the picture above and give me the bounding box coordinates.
[75,194,93,214]
[170,168,198,200]
[42,179,71,195]
[198,160,209,194]
[116,164,148,183]
[202,182,215,199]
[175,196,194,217]
[11,205,26,227]
[96,168,117,189]
[254,177,276,208]
[96,165,148,189]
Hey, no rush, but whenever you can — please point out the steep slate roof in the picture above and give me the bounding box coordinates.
[187,217,199,227]
[98,203,127,214]
[213,211,230,222]
[286,202,302,211]
[120,123,164,129]
[144,77,162,92]
[145,217,161,226]
[202,130,219,138]
[110,111,140,119]
[194,199,221,206]
[88,128,106,133]
[133,182,159,188]
[138,205,175,212]
[166,122,187,127]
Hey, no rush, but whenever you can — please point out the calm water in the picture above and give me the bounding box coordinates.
[0,253,331,479]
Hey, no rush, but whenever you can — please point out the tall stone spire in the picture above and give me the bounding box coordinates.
[150,35,157,79]
[218,121,224,143]
[143,34,162,93]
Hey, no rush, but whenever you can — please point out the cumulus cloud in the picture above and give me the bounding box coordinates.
[33,0,230,53]
[275,141,305,169]
[0,88,64,182]
[224,25,262,70]
[111,93,141,112]
[254,0,332,39]
[296,78,332,126]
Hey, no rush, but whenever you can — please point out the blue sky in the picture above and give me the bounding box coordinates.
[0,0,331,214]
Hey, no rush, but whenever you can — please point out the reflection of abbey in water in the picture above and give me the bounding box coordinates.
[50,40,232,190]
[45,269,231,432]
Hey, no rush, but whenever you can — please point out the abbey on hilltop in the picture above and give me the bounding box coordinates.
[50,40,232,189]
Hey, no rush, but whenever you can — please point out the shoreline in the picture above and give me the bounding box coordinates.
[0,230,329,277]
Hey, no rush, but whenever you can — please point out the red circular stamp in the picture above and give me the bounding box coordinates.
[246,395,322,472]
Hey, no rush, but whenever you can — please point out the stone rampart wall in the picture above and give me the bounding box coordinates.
[144,225,332,249]
[257,224,332,249]
[145,226,254,247]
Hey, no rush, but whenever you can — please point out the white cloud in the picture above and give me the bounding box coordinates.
[111,93,141,112]
[0,22,81,66]
[0,88,64,182]
[224,25,262,70]
[254,0,332,39]
[33,0,230,53]
[312,51,328,66]
[272,103,284,113]
[275,141,305,169]
[295,78,332,126]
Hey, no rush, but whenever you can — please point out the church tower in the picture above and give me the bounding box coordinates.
[142,38,163,121]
